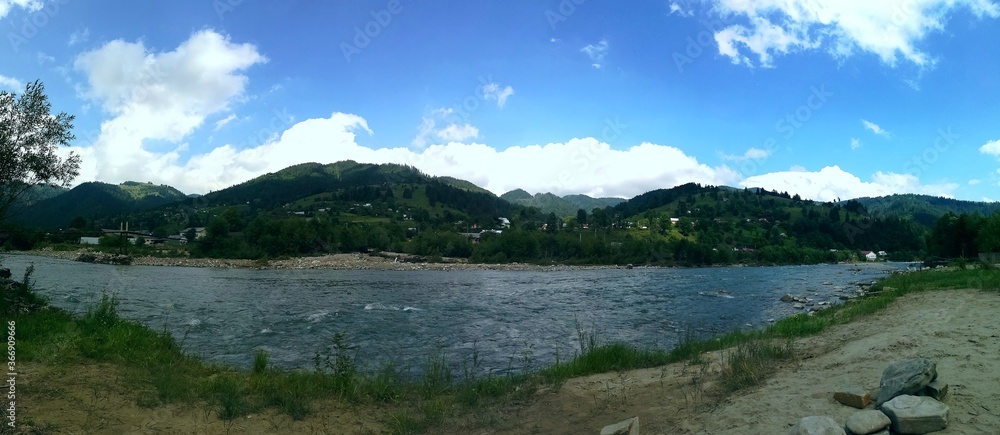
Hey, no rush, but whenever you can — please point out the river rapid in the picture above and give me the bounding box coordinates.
[1,254,904,375]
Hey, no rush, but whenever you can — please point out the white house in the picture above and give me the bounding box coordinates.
[861,250,877,261]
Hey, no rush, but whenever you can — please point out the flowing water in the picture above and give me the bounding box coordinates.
[2,254,905,374]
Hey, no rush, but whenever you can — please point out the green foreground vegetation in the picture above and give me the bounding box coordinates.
[3,265,1000,433]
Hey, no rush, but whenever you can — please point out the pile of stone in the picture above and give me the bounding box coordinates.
[789,357,949,434]
[75,252,134,265]
[779,293,834,314]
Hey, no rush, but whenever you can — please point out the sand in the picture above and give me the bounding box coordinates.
[11,288,1000,434]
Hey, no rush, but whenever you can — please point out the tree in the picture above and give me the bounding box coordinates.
[0,81,81,224]
[576,208,587,225]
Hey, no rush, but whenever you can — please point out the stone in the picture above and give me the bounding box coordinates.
[834,385,871,409]
[876,358,936,406]
[0,267,10,279]
[881,395,949,434]
[918,380,948,401]
[781,293,795,302]
[788,416,846,435]
[844,410,891,435]
[793,303,805,309]
[600,416,638,435]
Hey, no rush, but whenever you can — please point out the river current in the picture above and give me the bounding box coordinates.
[2,254,904,375]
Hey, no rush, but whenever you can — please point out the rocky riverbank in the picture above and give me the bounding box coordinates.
[7,248,621,271]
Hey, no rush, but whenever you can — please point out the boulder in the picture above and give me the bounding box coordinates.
[834,385,872,409]
[0,267,10,279]
[788,416,846,435]
[600,416,638,435]
[844,410,891,435]
[918,380,948,401]
[793,303,805,310]
[881,395,948,434]
[781,294,795,302]
[876,358,936,406]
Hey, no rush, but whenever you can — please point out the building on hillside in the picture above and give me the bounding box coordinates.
[861,250,877,261]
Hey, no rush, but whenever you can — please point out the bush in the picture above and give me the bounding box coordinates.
[0,264,48,315]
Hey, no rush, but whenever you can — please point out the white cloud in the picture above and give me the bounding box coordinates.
[850,138,862,149]
[68,30,267,190]
[0,0,41,19]
[980,139,1000,157]
[481,82,514,108]
[741,165,958,202]
[436,124,479,142]
[214,113,238,130]
[0,74,22,90]
[861,119,890,137]
[36,52,55,65]
[581,38,609,69]
[722,147,772,161]
[789,165,807,172]
[412,108,481,149]
[969,179,982,185]
[68,28,90,46]
[709,0,1000,68]
[669,2,694,16]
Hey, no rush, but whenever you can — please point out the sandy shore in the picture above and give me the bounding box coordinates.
[14,287,998,434]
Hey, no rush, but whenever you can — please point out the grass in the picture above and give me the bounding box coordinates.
[6,265,1000,433]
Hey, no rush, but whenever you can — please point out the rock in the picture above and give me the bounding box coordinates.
[835,385,872,409]
[793,303,805,309]
[876,358,937,406]
[781,294,795,302]
[918,380,948,401]
[881,395,948,434]
[788,416,846,435]
[844,410,891,435]
[0,267,10,279]
[600,416,638,435]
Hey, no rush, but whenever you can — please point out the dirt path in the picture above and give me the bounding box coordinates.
[12,289,999,434]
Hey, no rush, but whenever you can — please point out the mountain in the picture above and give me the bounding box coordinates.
[500,190,624,217]
[201,161,514,221]
[14,182,187,229]
[851,194,1000,228]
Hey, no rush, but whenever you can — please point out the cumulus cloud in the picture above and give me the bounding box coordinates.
[980,139,1000,157]
[0,0,41,18]
[862,119,890,137]
[581,38,609,69]
[741,165,958,202]
[436,124,479,142]
[67,29,267,190]
[721,147,772,161]
[411,108,480,149]
[709,0,1000,67]
[481,82,514,108]
[850,138,862,149]
[0,74,22,90]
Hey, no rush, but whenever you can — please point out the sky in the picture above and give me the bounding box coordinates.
[1,0,999,202]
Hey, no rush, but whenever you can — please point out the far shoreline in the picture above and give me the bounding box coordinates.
[3,247,906,272]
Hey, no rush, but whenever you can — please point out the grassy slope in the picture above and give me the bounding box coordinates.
[7,267,999,433]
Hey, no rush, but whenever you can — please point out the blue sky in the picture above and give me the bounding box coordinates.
[2,0,999,201]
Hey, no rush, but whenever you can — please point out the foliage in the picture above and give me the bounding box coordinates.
[0,264,47,315]
[0,80,81,225]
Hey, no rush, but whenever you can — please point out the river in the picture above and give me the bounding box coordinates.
[1,254,905,375]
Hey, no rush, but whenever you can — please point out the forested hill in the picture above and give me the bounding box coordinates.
[852,194,1000,228]
[200,161,515,224]
[12,182,186,229]
[499,189,623,217]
